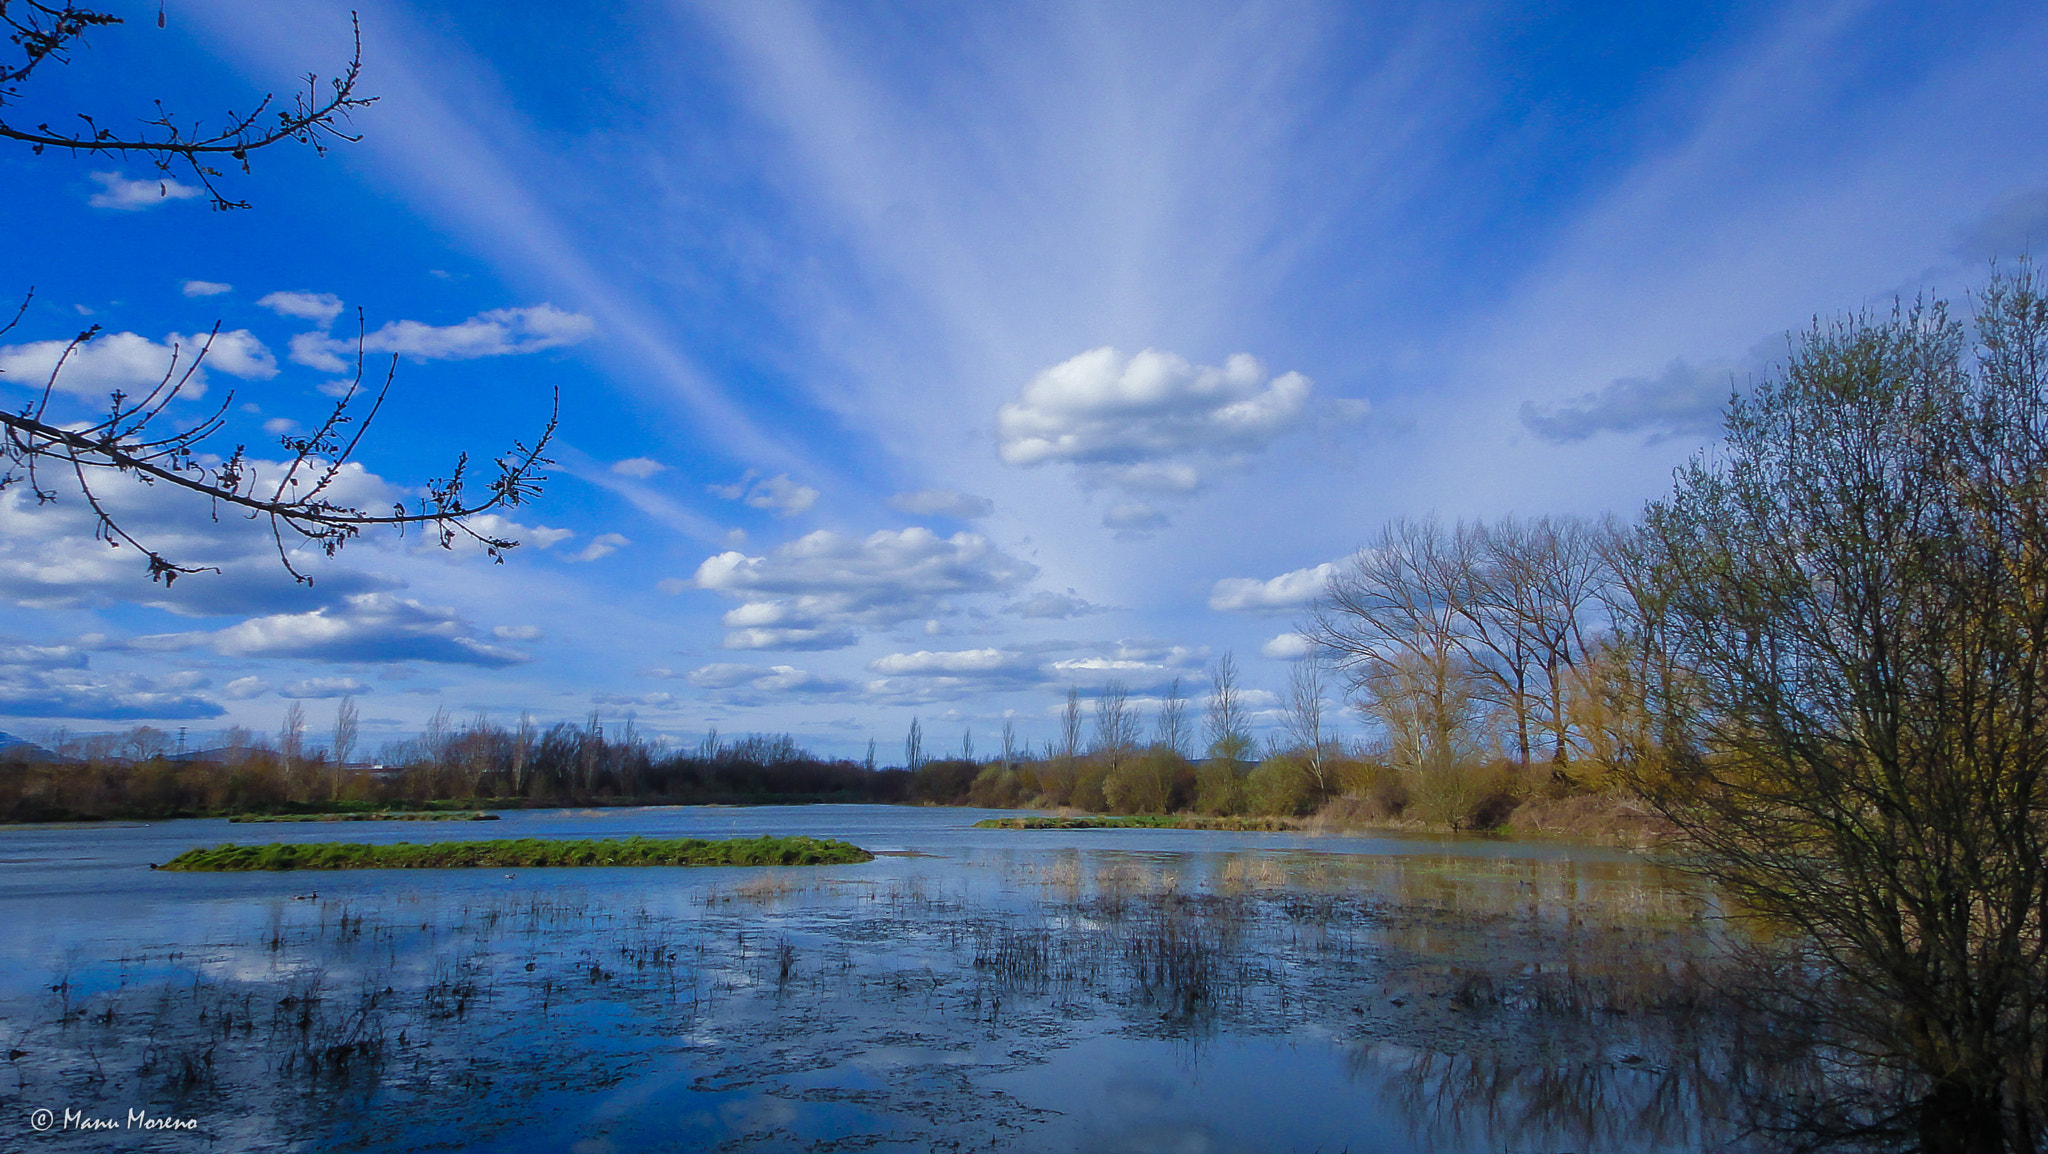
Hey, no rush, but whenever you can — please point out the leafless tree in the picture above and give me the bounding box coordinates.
[511,711,534,794]
[1154,677,1189,757]
[903,716,923,771]
[1204,652,1251,762]
[329,695,357,797]
[1090,680,1141,764]
[1312,517,1477,762]
[1284,658,1334,798]
[278,700,306,787]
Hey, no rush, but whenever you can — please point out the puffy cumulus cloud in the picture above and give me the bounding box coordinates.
[288,305,594,373]
[568,533,630,563]
[1006,590,1107,619]
[258,290,346,327]
[181,280,232,298]
[611,457,668,479]
[279,677,368,699]
[0,329,274,398]
[1209,561,1339,614]
[208,593,531,666]
[0,663,221,720]
[1261,632,1316,660]
[86,171,203,210]
[0,462,399,617]
[682,663,860,705]
[692,528,1037,650]
[997,348,1320,494]
[1102,502,1168,540]
[887,488,993,519]
[710,472,819,517]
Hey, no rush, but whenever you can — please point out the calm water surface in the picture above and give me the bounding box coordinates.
[0,806,1731,1152]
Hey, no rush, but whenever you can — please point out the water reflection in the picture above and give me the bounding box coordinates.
[0,809,1774,1152]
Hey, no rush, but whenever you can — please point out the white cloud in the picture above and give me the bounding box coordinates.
[0,663,222,720]
[1007,590,1106,619]
[683,662,859,704]
[279,677,368,699]
[1261,632,1315,660]
[0,458,399,618]
[867,648,1039,679]
[205,593,531,666]
[888,488,994,518]
[720,625,860,651]
[567,533,629,563]
[998,348,1318,493]
[176,329,277,380]
[87,171,203,211]
[223,676,269,700]
[710,472,819,517]
[0,642,87,669]
[258,290,346,327]
[1209,561,1339,614]
[692,528,1036,649]
[492,624,543,641]
[591,691,681,708]
[181,280,232,298]
[1045,640,1207,691]
[611,457,668,479]
[0,329,273,398]
[288,304,595,372]
[1102,502,1169,539]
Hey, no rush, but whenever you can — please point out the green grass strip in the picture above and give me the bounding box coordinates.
[974,815,1303,831]
[157,834,874,871]
[228,811,501,823]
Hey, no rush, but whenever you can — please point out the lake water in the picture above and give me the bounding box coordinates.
[0,805,1742,1152]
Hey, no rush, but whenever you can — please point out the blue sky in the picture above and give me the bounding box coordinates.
[5,0,2047,759]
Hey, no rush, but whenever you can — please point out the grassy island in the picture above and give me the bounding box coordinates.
[228,811,500,823]
[974,815,1305,831]
[157,835,874,871]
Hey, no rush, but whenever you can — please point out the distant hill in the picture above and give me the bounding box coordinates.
[0,731,59,761]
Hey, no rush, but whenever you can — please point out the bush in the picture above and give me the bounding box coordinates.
[1245,754,1317,816]
[1193,759,1247,816]
[1102,749,1195,814]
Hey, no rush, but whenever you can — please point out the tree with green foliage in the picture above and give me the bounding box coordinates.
[1628,268,2048,1152]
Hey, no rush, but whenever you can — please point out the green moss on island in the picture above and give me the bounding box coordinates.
[228,811,501,823]
[974,815,1304,831]
[156,835,874,872]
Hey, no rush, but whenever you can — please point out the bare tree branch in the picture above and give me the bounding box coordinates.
[1,295,558,586]
[1,1,376,211]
